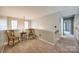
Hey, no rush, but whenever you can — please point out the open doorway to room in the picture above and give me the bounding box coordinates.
[63,16,74,35]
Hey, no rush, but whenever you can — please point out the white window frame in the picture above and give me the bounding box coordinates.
[11,20,17,30]
[24,21,28,29]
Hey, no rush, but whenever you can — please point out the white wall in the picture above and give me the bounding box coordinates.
[74,14,79,42]
[60,17,64,36]
[32,13,60,32]
[31,13,61,43]
[31,12,79,43]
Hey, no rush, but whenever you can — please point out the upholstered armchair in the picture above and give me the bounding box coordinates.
[6,30,19,46]
[28,29,37,40]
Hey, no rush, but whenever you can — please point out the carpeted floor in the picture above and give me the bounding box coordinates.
[3,39,57,53]
[3,36,79,53]
[56,36,79,52]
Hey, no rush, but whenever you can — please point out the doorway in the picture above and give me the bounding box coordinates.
[63,16,74,35]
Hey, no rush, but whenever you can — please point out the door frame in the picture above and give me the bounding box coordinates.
[63,16,74,35]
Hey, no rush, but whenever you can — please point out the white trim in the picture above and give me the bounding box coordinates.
[39,38,55,46]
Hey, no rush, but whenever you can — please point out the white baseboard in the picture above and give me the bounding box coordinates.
[39,38,55,46]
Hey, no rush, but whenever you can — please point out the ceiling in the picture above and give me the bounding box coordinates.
[0,6,79,20]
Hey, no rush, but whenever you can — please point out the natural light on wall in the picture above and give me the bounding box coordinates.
[32,21,44,30]
[0,18,7,30]
[11,20,17,30]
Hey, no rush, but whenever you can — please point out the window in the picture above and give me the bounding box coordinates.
[24,21,28,29]
[11,20,17,30]
[0,18,7,30]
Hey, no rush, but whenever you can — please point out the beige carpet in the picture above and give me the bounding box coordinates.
[56,36,79,53]
[3,36,79,53]
[3,39,57,53]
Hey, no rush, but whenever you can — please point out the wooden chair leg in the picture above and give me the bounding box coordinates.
[8,39,9,45]
[13,39,14,46]
[18,37,20,42]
